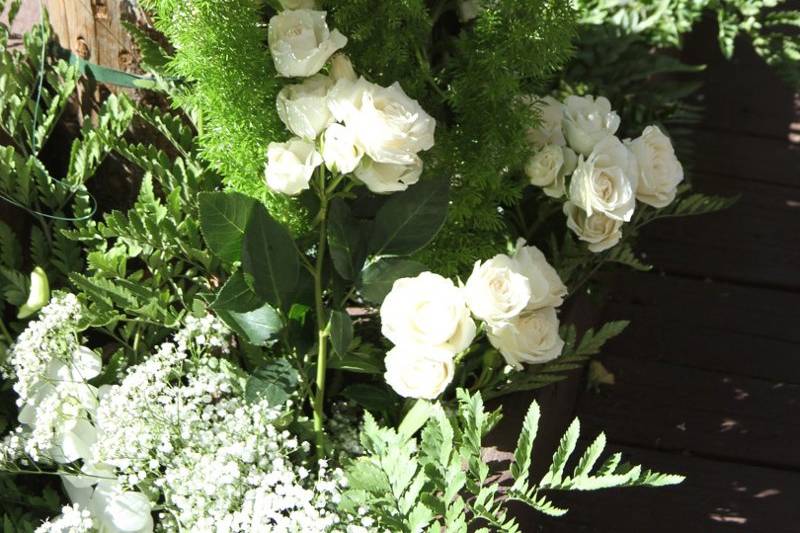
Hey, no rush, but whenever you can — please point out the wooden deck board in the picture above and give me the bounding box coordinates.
[638,172,800,288]
[596,272,800,382]
[535,444,800,533]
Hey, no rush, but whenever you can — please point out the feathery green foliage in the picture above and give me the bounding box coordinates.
[141,0,578,275]
[139,0,307,231]
[344,389,683,531]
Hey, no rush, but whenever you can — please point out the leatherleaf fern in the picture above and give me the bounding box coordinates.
[343,389,683,531]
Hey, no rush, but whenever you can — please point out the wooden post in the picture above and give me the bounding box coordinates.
[44,0,145,117]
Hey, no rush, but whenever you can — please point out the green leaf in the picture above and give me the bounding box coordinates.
[357,257,427,304]
[327,198,368,280]
[511,400,540,489]
[342,383,400,412]
[327,351,383,374]
[347,458,391,493]
[198,191,256,263]
[245,358,299,406]
[398,399,434,441]
[368,178,449,256]
[329,309,353,356]
[241,203,299,310]
[0,222,20,269]
[219,302,283,346]
[211,271,262,312]
[540,418,580,489]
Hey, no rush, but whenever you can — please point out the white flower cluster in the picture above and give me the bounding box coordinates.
[1,294,101,464]
[35,503,94,533]
[380,240,567,398]
[524,95,685,252]
[265,8,435,195]
[4,305,354,532]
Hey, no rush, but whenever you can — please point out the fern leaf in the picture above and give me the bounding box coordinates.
[510,400,540,488]
[539,418,580,488]
[572,432,606,479]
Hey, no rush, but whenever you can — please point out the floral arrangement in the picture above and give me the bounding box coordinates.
[4,0,791,530]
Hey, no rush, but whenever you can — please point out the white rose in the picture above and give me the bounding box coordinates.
[562,95,621,155]
[464,254,531,326]
[511,238,567,310]
[330,53,357,82]
[279,0,316,9]
[264,138,322,196]
[354,156,422,194]
[381,272,476,355]
[569,135,637,222]
[276,74,334,139]
[328,77,435,165]
[90,481,154,533]
[564,201,623,253]
[268,10,347,78]
[384,344,455,399]
[487,307,564,369]
[321,123,363,174]
[526,95,566,149]
[628,125,684,208]
[525,144,567,198]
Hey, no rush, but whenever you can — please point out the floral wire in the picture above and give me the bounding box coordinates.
[0,0,99,222]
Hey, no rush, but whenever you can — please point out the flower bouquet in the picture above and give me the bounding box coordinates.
[3,0,792,531]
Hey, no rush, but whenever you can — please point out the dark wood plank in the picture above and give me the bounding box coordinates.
[597,272,800,382]
[535,445,800,533]
[680,13,800,143]
[686,131,799,189]
[638,172,800,288]
[575,356,800,468]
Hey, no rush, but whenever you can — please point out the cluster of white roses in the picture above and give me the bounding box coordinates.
[265,8,436,196]
[4,304,357,533]
[380,239,567,399]
[524,95,685,252]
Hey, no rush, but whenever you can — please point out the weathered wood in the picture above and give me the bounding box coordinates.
[537,444,800,533]
[45,0,140,72]
[597,272,800,382]
[686,132,799,189]
[637,172,800,288]
[679,12,800,143]
[576,356,800,468]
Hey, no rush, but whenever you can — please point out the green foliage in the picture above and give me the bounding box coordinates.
[344,389,683,531]
[576,0,800,87]
[0,22,131,338]
[0,475,62,533]
[483,321,630,400]
[139,0,307,231]
[63,100,223,355]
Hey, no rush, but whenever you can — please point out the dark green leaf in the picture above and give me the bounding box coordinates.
[198,191,255,263]
[368,178,449,256]
[211,271,262,312]
[327,198,368,280]
[327,352,383,374]
[245,358,299,406]
[329,309,353,356]
[241,203,299,309]
[357,258,427,303]
[220,302,283,346]
[342,383,400,412]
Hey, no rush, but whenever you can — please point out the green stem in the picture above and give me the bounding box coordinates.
[312,168,330,460]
